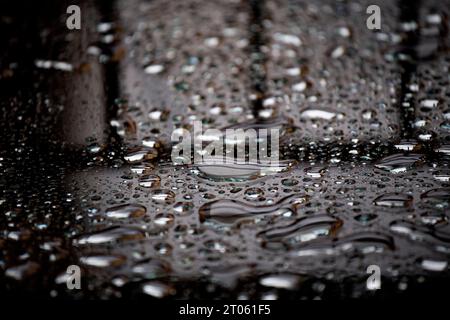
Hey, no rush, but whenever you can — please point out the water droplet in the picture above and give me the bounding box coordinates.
[420,99,439,109]
[139,174,161,188]
[273,33,302,46]
[124,147,158,163]
[151,189,176,204]
[394,140,421,152]
[35,59,73,72]
[292,82,307,92]
[354,213,378,224]
[330,45,345,58]
[148,109,169,121]
[244,188,265,201]
[154,213,175,227]
[259,274,301,290]
[142,281,175,298]
[75,226,145,245]
[373,193,413,208]
[106,204,146,219]
[375,154,422,173]
[5,262,40,280]
[173,202,194,215]
[132,259,171,279]
[300,109,336,121]
[420,259,448,272]
[130,163,154,175]
[421,188,450,208]
[257,214,343,246]
[144,64,164,74]
[199,194,308,225]
[191,160,294,182]
[292,232,394,256]
[80,255,126,268]
[281,178,298,187]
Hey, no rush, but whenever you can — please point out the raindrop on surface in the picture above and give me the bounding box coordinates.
[257,214,343,245]
[199,194,308,225]
[154,213,175,227]
[142,281,175,298]
[151,190,176,204]
[80,255,126,268]
[420,99,439,109]
[259,274,302,290]
[354,213,378,224]
[421,188,450,208]
[139,174,161,188]
[132,259,171,278]
[5,262,40,281]
[420,259,448,272]
[244,188,265,201]
[75,226,145,245]
[300,109,336,121]
[173,202,194,215]
[373,193,413,208]
[106,204,147,219]
[375,154,422,173]
[394,140,420,152]
[273,33,302,46]
[144,64,164,74]
[124,147,158,163]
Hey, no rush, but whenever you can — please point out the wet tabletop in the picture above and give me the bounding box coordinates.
[1,0,450,299]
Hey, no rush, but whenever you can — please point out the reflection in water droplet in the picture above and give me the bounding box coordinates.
[420,99,439,109]
[130,163,154,175]
[124,148,158,163]
[199,194,308,225]
[142,137,161,148]
[173,202,194,215]
[259,274,302,290]
[421,188,450,208]
[106,204,146,219]
[305,166,326,178]
[433,170,450,182]
[420,259,448,272]
[300,109,336,121]
[354,213,378,224]
[144,64,164,74]
[435,145,450,155]
[281,178,298,187]
[394,140,421,151]
[420,213,448,226]
[151,189,176,204]
[142,281,175,298]
[257,214,342,246]
[80,255,126,268]
[5,262,40,281]
[244,188,265,201]
[154,213,175,227]
[373,193,413,208]
[191,160,295,182]
[292,232,394,256]
[75,226,145,245]
[390,220,450,252]
[132,259,171,279]
[375,154,422,173]
[139,174,161,188]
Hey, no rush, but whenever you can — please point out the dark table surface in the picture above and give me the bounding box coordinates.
[1,0,450,299]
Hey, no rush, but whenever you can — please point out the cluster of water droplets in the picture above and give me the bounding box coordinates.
[2,0,450,300]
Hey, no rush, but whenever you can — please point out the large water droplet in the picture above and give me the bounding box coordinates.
[106,204,146,219]
[199,194,308,225]
[375,154,423,173]
[75,226,145,245]
[373,193,413,208]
